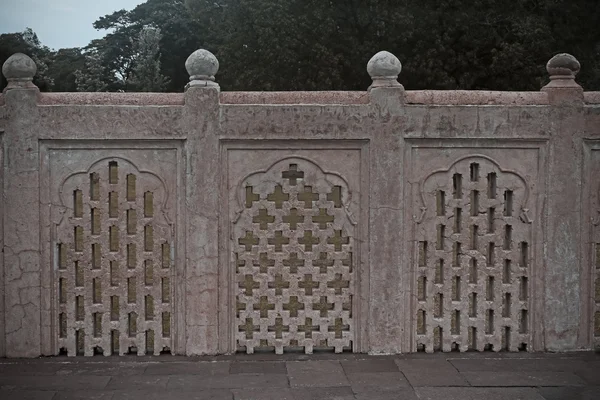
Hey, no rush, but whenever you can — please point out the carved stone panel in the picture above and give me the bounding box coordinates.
[48,148,178,356]
[226,145,364,354]
[409,146,540,353]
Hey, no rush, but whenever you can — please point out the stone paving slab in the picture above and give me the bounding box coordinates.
[394,359,470,387]
[0,390,56,400]
[537,386,600,400]
[0,363,61,376]
[346,372,411,390]
[576,360,600,385]
[341,358,400,373]
[449,357,589,372]
[463,371,587,386]
[232,388,296,400]
[56,363,148,376]
[354,388,418,400]
[52,392,114,400]
[105,390,233,400]
[0,375,111,391]
[287,360,349,388]
[105,375,169,390]
[143,361,230,376]
[168,373,289,390]
[415,387,546,400]
[0,352,598,399]
[229,361,287,374]
[291,387,356,400]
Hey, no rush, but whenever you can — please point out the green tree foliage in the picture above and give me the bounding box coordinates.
[75,51,110,92]
[0,28,54,91]
[48,48,86,92]
[1,0,599,92]
[186,0,600,91]
[129,26,170,91]
[90,0,206,91]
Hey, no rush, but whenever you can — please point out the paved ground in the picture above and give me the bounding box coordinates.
[0,352,598,399]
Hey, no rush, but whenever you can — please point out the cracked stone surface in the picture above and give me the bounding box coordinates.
[0,60,598,357]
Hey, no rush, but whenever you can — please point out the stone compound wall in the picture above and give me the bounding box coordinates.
[0,50,599,357]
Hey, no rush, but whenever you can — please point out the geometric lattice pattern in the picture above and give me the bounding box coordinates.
[56,159,173,356]
[234,159,354,354]
[593,184,600,349]
[595,239,600,349]
[416,156,532,352]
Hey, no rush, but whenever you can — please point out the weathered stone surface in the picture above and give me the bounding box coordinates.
[575,360,600,384]
[105,375,169,390]
[415,387,545,400]
[546,53,580,78]
[463,371,586,386]
[0,390,56,400]
[367,51,402,89]
[232,388,296,400]
[167,373,289,389]
[286,360,349,387]
[290,387,356,400]
[0,353,597,399]
[186,49,219,88]
[449,357,588,372]
[221,91,369,104]
[0,375,111,390]
[229,361,287,374]
[107,391,233,400]
[538,386,600,400]
[144,361,230,376]
[340,357,399,373]
[412,151,540,352]
[1,49,599,359]
[39,92,185,105]
[2,53,37,90]
[346,372,411,390]
[56,362,148,376]
[395,359,470,386]
[48,149,179,356]
[543,53,583,92]
[52,391,115,400]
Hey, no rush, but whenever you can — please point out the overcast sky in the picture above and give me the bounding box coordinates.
[0,0,145,50]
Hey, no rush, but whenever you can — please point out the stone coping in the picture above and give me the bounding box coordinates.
[220,91,370,104]
[37,92,185,106]
[584,92,600,104]
[0,90,599,107]
[405,90,549,105]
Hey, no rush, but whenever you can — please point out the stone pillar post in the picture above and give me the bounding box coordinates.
[182,49,222,354]
[366,51,407,352]
[1,53,43,357]
[541,53,587,350]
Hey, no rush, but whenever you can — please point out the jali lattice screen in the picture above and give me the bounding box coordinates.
[55,158,173,356]
[233,158,355,354]
[593,180,600,349]
[415,155,532,352]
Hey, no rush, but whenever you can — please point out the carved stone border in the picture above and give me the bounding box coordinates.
[403,138,548,352]
[219,139,369,354]
[39,140,186,355]
[582,140,600,348]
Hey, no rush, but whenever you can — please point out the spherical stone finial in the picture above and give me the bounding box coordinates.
[367,51,402,89]
[542,53,582,91]
[2,53,37,90]
[546,53,580,78]
[185,49,219,89]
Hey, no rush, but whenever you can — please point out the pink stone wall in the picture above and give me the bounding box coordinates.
[0,83,598,357]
